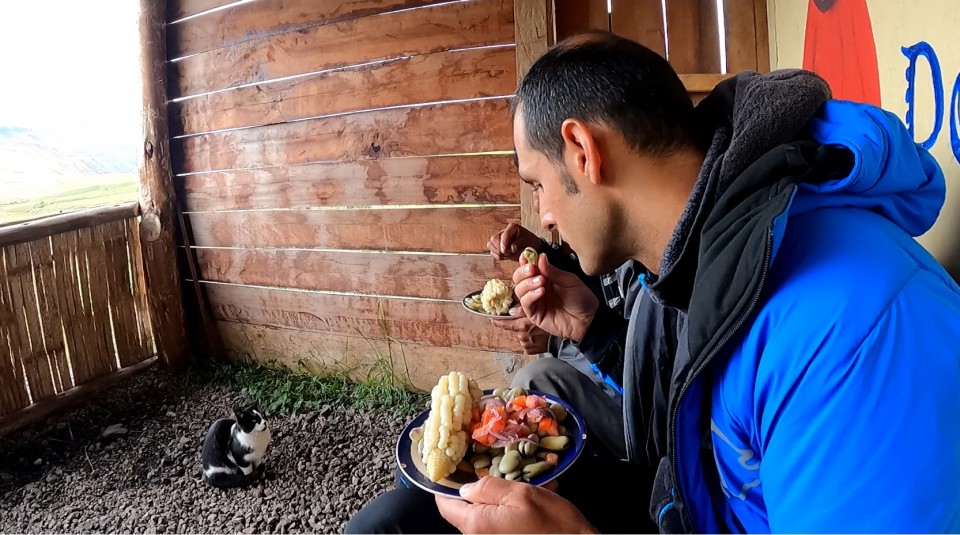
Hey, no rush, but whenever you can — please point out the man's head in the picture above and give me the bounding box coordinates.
[513,31,703,275]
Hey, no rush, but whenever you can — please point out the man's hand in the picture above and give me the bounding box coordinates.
[488,222,542,262]
[435,476,597,534]
[491,307,550,355]
[512,254,599,342]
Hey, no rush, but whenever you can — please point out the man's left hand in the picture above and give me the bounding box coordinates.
[491,307,549,354]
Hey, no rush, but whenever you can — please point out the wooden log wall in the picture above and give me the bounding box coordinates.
[556,0,770,99]
[167,0,530,391]
[0,204,156,432]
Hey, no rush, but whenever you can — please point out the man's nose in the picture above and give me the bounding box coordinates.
[540,211,557,232]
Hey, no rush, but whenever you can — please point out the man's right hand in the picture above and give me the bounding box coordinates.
[510,254,599,342]
[488,222,542,262]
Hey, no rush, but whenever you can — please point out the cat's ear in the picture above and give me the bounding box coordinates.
[234,400,254,415]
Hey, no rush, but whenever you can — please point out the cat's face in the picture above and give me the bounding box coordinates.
[234,407,267,434]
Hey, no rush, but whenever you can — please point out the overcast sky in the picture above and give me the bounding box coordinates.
[0,1,142,150]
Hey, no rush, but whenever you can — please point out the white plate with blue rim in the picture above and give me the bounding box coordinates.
[395,389,588,499]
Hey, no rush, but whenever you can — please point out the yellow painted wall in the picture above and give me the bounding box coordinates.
[768,0,960,276]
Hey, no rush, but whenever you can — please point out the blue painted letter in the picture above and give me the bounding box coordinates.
[902,42,944,150]
[951,72,960,164]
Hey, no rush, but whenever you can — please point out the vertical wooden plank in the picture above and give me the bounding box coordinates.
[515,0,557,243]
[101,221,126,367]
[0,250,30,414]
[610,0,666,57]
[29,238,72,393]
[664,0,721,73]
[129,218,155,356]
[0,260,14,415]
[753,0,770,72]
[120,220,147,361]
[6,244,39,403]
[105,220,142,368]
[94,225,122,371]
[698,0,721,74]
[79,227,118,378]
[724,0,760,72]
[74,228,104,379]
[140,0,190,370]
[67,229,101,384]
[554,0,608,41]
[10,244,57,402]
[104,221,131,367]
[52,232,89,386]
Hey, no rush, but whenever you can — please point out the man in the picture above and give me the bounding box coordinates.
[435,31,960,533]
[345,224,658,533]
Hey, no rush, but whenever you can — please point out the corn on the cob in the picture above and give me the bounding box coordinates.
[420,371,481,482]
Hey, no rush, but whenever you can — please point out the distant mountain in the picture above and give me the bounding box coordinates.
[0,126,138,201]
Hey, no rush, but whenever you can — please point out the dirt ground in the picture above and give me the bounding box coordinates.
[0,369,418,533]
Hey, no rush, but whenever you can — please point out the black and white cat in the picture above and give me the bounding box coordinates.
[201,406,271,489]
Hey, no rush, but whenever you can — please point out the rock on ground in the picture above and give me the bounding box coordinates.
[0,369,422,534]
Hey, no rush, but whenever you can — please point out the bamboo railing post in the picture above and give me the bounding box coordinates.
[137,0,189,371]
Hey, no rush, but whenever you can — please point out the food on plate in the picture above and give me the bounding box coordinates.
[480,278,513,315]
[409,377,574,484]
[463,294,485,313]
[415,371,483,482]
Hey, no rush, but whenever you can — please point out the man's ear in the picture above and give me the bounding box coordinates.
[560,119,602,186]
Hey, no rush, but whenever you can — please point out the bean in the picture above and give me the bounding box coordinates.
[548,403,568,422]
[540,436,569,451]
[521,247,539,266]
[522,461,552,479]
[471,455,491,470]
[490,454,504,477]
[506,387,526,401]
[520,434,539,456]
[499,450,522,474]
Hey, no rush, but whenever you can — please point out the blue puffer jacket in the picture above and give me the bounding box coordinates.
[702,100,960,533]
[583,70,960,533]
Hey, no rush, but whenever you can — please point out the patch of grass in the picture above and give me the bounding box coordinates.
[194,357,429,417]
[0,173,137,225]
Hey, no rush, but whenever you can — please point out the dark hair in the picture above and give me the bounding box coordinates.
[513,31,698,163]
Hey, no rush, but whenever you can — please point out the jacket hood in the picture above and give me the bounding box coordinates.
[795,100,945,237]
[650,69,832,308]
[648,69,945,310]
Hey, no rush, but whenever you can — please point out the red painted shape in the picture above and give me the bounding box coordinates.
[803,0,882,107]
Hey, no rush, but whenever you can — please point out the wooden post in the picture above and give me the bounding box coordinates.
[138,0,189,371]
[514,0,557,242]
